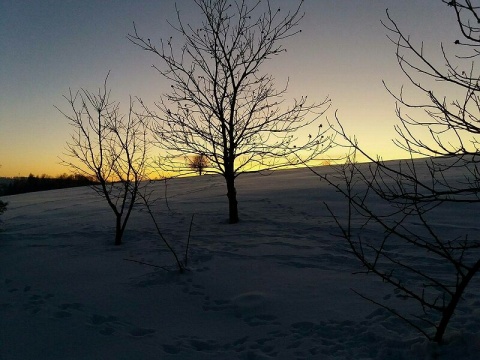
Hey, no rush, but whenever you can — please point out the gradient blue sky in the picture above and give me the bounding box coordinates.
[0,1,458,177]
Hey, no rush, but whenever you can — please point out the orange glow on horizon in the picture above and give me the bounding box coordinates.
[0,144,424,179]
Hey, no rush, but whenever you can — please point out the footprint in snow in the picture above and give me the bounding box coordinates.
[87,313,156,338]
[2,279,157,339]
[231,292,280,327]
[129,327,156,337]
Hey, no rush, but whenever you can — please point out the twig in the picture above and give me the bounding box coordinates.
[185,214,195,267]
[123,258,171,272]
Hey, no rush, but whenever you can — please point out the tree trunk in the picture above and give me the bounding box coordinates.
[225,174,239,224]
[114,214,123,245]
[434,259,480,343]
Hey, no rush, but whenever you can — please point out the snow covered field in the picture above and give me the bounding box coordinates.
[1,163,479,359]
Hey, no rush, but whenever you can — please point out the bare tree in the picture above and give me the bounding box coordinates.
[317,2,480,344]
[188,153,209,176]
[57,75,149,245]
[128,0,332,223]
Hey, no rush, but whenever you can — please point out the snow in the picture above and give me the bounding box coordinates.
[1,163,479,359]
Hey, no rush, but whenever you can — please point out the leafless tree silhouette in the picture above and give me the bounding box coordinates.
[128,0,332,223]
[57,74,150,245]
[318,2,480,343]
[188,154,209,176]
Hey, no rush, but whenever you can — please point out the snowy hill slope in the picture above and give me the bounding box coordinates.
[1,163,479,359]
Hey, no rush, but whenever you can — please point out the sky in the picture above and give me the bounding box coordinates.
[0,0,459,177]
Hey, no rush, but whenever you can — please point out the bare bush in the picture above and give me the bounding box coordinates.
[0,200,6,215]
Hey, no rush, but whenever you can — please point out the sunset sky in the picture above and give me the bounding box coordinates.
[0,1,459,177]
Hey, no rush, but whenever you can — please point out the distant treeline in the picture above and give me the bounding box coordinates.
[0,174,99,196]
